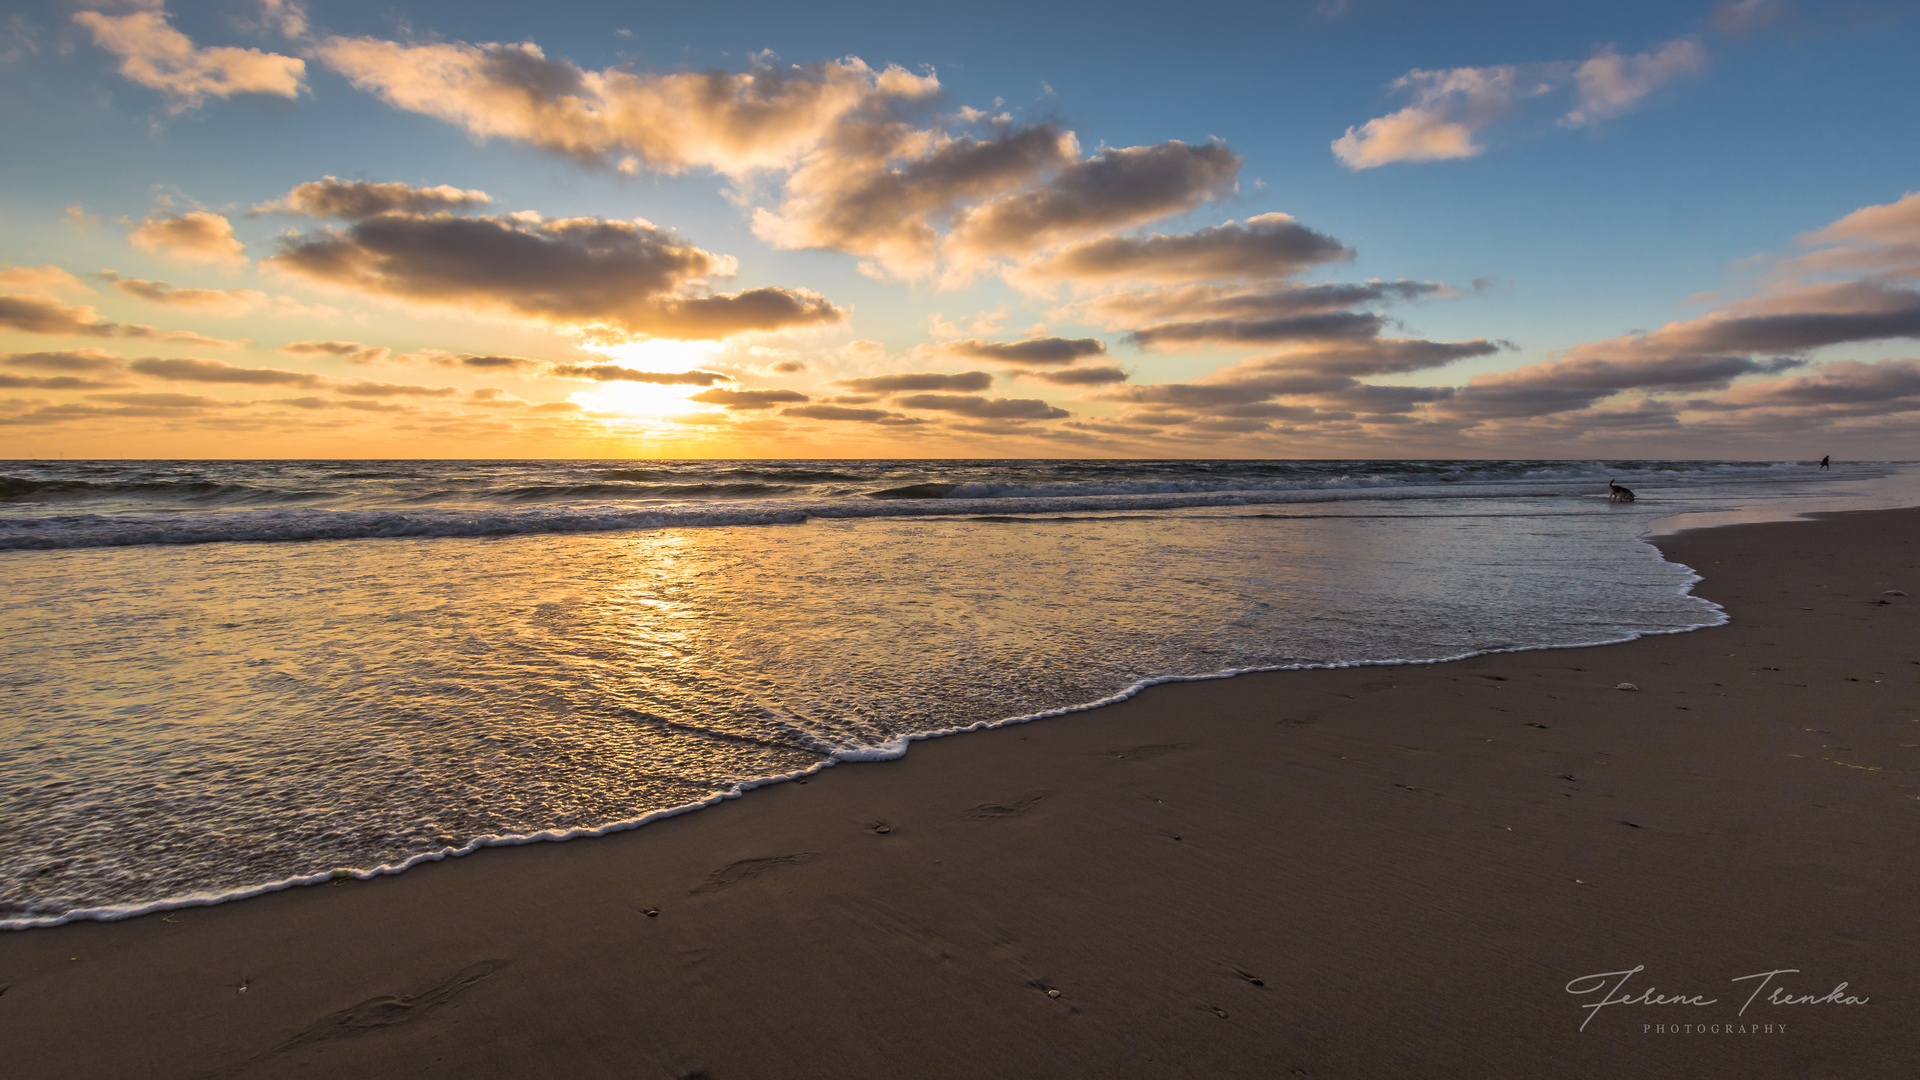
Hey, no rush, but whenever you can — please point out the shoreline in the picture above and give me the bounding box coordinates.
[4,514,1724,933]
[2,506,1917,1076]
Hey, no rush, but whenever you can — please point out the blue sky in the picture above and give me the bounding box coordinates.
[2,0,1917,457]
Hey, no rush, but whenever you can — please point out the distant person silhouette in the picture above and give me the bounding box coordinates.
[1820,455,1830,470]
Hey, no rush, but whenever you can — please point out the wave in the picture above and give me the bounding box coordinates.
[0,484,1614,550]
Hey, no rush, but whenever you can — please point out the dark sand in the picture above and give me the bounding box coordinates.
[3,508,1917,1078]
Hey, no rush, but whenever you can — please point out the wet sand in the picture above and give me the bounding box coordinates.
[2,507,1916,1078]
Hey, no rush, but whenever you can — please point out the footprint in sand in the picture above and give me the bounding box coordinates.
[691,853,819,893]
[965,792,1048,819]
[1108,743,1195,761]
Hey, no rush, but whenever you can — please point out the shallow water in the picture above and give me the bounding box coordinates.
[0,458,1905,926]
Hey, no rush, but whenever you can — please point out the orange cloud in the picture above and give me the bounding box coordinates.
[73,4,305,110]
[130,211,247,269]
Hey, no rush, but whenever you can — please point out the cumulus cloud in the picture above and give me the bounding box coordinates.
[894,393,1068,419]
[1333,65,1537,169]
[548,363,730,385]
[947,142,1240,259]
[312,30,1251,279]
[1333,37,1702,169]
[752,125,1080,278]
[73,4,305,109]
[837,371,993,393]
[129,211,248,268]
[1017,213,1350,287]
[257,177,492,219]
[928,336,1107,366]
[127,356,324,386]
[267,209,844,340]
[317,40,932,174]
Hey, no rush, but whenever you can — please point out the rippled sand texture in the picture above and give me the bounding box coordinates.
[1,502,1715,923]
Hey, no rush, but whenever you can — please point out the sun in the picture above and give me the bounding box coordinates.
[568,339,725,420]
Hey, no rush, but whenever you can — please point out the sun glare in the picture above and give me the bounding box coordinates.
[569,339,725,421]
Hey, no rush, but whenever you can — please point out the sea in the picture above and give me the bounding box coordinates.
[2,458,1913,929]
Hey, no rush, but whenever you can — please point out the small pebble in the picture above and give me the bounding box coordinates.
[1616,682,1639,691]
[644,908,660,918]
[1046,989,1061,999]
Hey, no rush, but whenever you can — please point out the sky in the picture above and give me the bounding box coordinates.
[2,0,1918,459]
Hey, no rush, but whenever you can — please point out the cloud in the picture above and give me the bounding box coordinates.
[257,177,492,219]
[445,354,536,371]
[0,373,126,390]
[947,141,1240,259]
[108,277,292,317]
[1333,65,1534,168]
[335,380,457,398]
[64,204,100,232]
[129,211,247,268]
[1021,365,1129,386]
[4,349,124,372]
[87,391,229,408]
[1693,359,1920,414]
[267,210,844,340]
[316,40,933,175]
[0,264,93,293]
[1017,213,1350,286]
[782,403,911,422]
[929,336,1107,366]
[752,125,1079,277]
[1788,190,1920,280]
[1711,0,1786,34]
[0,294,242,345]
[282,339,389,363]
[1079,280,1445,326]
[315,31,1251,279]
[894,393,1069,419]
[837,370,993,393]
[1333,38,1702,169]
[1426,194,1920,428]
[1013,363,1128,384]
[127,356,324,386]
[548,363,730,385]
[1127,311,1385,348]
[73,5,305,109]
[687,387,809,409]
[1562,39,1706,129]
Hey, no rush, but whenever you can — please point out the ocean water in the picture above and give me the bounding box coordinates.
[0,458,1902,928]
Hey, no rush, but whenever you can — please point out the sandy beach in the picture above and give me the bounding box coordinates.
[2,506,1915,1079]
